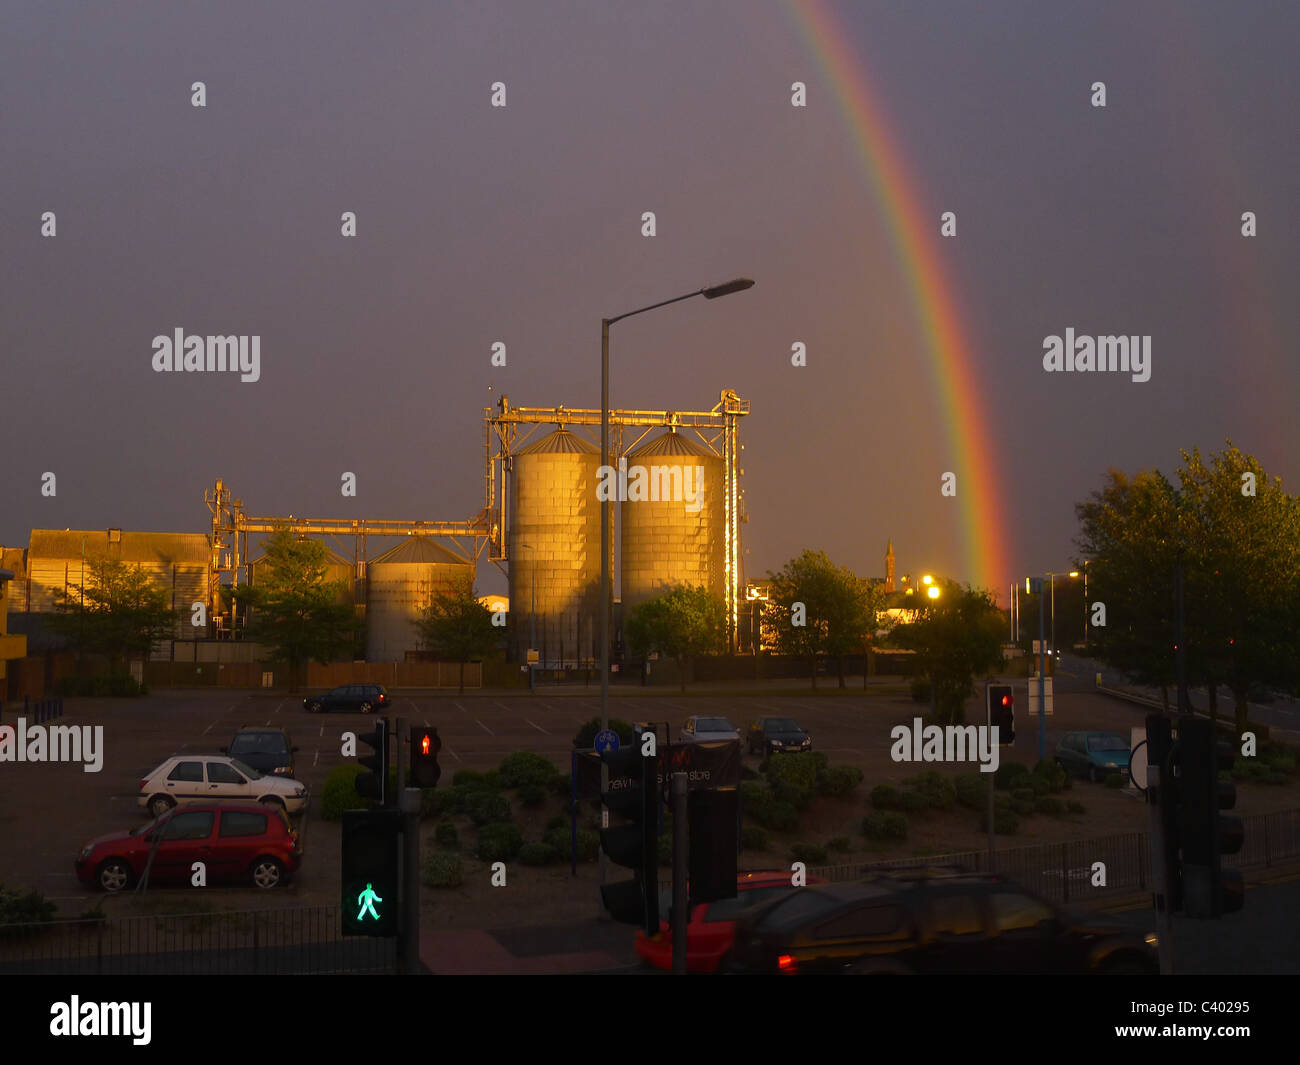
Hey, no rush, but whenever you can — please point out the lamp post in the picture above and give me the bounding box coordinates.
[520,543,535,693]
[1082,561,1090,649]
[599,276,754,909]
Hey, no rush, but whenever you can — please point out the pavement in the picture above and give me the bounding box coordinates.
[421,919,639,974]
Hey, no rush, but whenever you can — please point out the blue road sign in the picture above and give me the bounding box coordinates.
[594,729,620,754]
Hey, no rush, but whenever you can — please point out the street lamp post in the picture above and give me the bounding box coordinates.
[1082,561,1089,649]
[599,277,754,912]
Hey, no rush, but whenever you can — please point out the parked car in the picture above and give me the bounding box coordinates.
[678,715,740,744]
[138,755,308,818]
[76,801,302,892]
[748,717,812,756]
[728,870,1158,974]
[1056,731,1132,782]
[302,684,389,714]
[635,870,826,973]
[222,727,298,777]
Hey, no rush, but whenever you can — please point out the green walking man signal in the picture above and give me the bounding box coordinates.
[357,882,383,921]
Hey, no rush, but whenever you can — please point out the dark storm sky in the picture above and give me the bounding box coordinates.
[2,0,1297,598]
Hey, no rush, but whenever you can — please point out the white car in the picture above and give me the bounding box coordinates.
[678,715,741,744]
[139,755,308,818]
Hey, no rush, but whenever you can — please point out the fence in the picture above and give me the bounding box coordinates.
[3,695,65,723]
[0,905,395,975]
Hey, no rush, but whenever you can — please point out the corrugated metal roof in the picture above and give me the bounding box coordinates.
[627,429,712,458]
[29,529,210,565]
[518,428,599,455]
[369,537,470,565]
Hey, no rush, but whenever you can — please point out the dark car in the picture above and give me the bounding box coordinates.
[635,871,827,973]
[729,870,1158,974]
[748,717,812,756]
[75,802,302,893]
[302,684,389,714]
[1056,731,1132,782]
[222,727,298,778]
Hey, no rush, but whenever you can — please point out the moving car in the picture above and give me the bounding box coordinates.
[635,870,826,973]
[222,726,298,777]
[728,870,1158,974]
[1055,731,1131,782]
[748,717,812,756]
[302,684,389,714]
[138,755,309,818]
[678,715,740,744]
[76,801,302,892]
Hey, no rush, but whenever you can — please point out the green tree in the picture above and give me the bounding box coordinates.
[48,556,177,682]
[763,549,877,690]
[234,528,359,692]
[624,585,726,693]
[413,574,498,695]
[888,583,1006,724]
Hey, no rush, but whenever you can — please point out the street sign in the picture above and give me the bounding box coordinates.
[1026,676,1053,715]
[527,649,539,664]
[594,729,620,754]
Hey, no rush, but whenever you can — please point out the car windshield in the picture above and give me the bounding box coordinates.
[755,889,839,931]
[765,719,800,731]
[1087,735,1129,752]
[230,733,287,755]
[230,758,263,779]
[697,718,734,731]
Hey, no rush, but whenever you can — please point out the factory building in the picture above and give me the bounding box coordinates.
[364,536,472,662]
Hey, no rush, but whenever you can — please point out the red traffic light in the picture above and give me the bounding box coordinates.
[1001,695,1012,706]
[421,733,431,755]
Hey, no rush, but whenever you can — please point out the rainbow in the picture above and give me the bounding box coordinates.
[782,0,1012,595]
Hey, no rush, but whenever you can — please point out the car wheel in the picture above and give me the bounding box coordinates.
[250,856,285,890]
[259,796,285,809]
[307,700,323,713]
[148,795,175,818]
[97,859,132,893]
[359,702,373,714]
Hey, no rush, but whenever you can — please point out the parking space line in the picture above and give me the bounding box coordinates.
[274,700,284,715]
[524,719,550,734]
[475,719,494,735]
[453,702,469,714]
[446,747,462,762]
[406,701,418,713]
[313,749,319,767]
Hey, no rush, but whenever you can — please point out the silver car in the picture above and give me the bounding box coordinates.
[678,715,741,744]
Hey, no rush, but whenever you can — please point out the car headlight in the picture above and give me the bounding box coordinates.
[79,846,93,860]
[1103,762,1118,768]
[1144,933,1157,946]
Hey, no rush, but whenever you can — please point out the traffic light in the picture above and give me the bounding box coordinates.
[341,808,400,937]
[411,726,442,789]
[599,727,660,933]
[688,787,738,903]
[356,717,389,806]
[1146,714,1183,915]
[1178,717,1244,917]
[987,683,1015,746]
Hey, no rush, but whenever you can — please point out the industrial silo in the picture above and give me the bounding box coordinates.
[366,537,472,662]
[509,428,602,667]
[620,429,725,614]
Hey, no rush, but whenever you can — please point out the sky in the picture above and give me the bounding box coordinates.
[2,0,1297,600]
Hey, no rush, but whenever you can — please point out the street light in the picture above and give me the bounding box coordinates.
[519,543,536,693]
[599,276,754,908]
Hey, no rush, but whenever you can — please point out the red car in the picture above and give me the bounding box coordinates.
[75,802,302,892]
[635,871,827,973]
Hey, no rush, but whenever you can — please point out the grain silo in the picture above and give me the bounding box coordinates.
[620,429,725,614]
[365,537,471,662]
[509,428,602,667]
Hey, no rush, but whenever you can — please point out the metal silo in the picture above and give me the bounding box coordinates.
[509,428,602,668]
[366,537,472,662]
[620,429,725,614]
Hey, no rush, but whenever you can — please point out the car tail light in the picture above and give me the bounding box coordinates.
[777,954,797,974]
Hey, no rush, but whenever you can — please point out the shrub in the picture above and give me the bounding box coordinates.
[899,790,931,813]
[545,815,566,832]
[742,780,776,814]
[791,843,829,865]
[1010,797,1036,816]
[954,773,985,810]
[820,765,863,799]
[909,770,957,810]
[1035,796,1065,816]
[910,678,931,703]
[764,753,820,808]
[434,822,459,849]
[518,783,547,808]
[422,852,463,888]
[861,813,908,841]
[452,769,491,789]
[320,764,365,821]
[1066,800,1086,815]
[518,842,560,866]
[547,773,572,796]
[995,762,1030,791]
[499,751,559,789]
[870,784,906,811]
[1104,772,1125,789]
[1011,787,1035,804]
[466,792,511,826]
[1023,774,1051,797]
[419,788,446,819]
[545,826,599,862]
[827,836,852,853]
[1032,759,1069,793]
[572,718,636,749]
[754,800,799,832]
[742,825,769,851]
[0,885,57,928]
[476,822,524,862]
[979,809,1020,834]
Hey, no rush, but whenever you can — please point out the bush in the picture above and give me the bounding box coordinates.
[476,822,524,862]
[1032,759,1069,793]
[422,852,463,888]
[518,842,561,866]
[419,788,446,819]
[1104,772,1125,789]
[910,678,931,703]
[545,826,599,862]
[0,885,57,928]
[466,792,511,826]
[320,764,366,821]
[1011,787,1035,803]
[827,836,852,853]
[1010,797,1036,816]
[754,800,799,832]
[954,773,985,810]
[979,809,1020,835]
[791,843,829,865]
[742,780,776,814]
[908,770,957,811]
[870,784,906,811]
[995,762,1030,791]
[499,751,559,789]
[548,773,572,796]
[518,783,547,808]
[434,822,459,849]
[1067,800,1086,815]
[545,815,566,832]
[861,813,908,841]
[1035,796,1065,816]
[573,718,637,749]
[820,765,863,799]
[764,753,821,808]
[742,825,769,851]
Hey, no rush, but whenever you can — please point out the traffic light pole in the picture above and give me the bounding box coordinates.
[671,772,688,975]
[1147,764,1176,975]
[399,786,421,974]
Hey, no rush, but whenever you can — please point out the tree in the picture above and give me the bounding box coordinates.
[624,585,726,693]
[413,574,498,695]
[48,556,177,682]
[763,549,878,690]
[888,582,1006,724]
[234,528,359,692]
